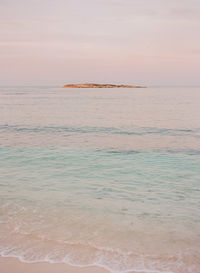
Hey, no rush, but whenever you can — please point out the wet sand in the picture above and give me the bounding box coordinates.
[0,256,110,273]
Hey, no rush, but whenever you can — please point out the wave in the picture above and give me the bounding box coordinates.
[105,149,200,156]
[0,124,200,138]
[1,240,199,273]
[1,202,200,273]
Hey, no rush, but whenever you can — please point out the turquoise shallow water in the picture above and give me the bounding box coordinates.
[0,86,200,272]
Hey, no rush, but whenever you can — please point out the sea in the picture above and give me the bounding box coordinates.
[0,86,200,273]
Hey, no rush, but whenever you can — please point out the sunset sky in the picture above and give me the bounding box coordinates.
[0,0,200,85]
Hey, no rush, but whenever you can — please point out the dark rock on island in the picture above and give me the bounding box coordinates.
[62,83,145,88]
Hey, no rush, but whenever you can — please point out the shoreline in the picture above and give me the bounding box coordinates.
[0,256,111,273]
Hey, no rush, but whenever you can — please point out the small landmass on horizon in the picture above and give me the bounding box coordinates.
[62,83,146,88]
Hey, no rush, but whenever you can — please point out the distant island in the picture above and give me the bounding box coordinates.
[62,83,145,88]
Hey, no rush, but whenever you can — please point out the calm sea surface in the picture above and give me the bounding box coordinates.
[0,86,200,273]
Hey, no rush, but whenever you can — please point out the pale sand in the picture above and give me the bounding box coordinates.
[0,256,110,273]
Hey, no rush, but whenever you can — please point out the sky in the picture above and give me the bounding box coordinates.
[0,0,200,85]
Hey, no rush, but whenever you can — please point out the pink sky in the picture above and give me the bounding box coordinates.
[0,0,200,85]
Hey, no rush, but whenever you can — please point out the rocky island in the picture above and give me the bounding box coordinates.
[62,83,145,88]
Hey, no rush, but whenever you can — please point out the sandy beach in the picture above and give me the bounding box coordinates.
[0,256,110,273]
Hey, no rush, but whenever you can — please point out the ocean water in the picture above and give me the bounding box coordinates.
[0,86,200,273]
